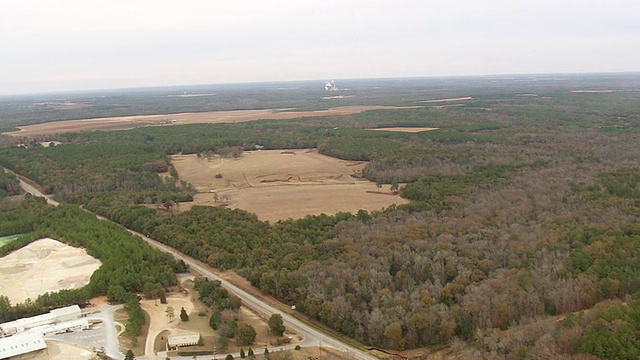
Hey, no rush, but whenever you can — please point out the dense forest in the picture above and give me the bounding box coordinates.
[0,169,20,198]
[1,75,639,358]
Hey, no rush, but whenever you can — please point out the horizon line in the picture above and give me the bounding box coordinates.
[2,70,639,98]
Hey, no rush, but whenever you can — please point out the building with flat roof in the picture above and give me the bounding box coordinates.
[32,318,89,337]
[0,305,81,335]
[50,305,81,322]
[0,332,47,359]
[167,332,201,350]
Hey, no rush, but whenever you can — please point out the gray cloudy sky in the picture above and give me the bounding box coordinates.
[1,0,638,94]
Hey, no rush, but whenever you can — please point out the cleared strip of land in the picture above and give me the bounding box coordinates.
[4,106,419,137]
[421,96,473,103]
[571,89,618,93]
[368,127,439,133]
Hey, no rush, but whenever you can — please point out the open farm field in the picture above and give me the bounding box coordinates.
[171,149,407,222]
[0,238,101,305]
[4,105,416,137]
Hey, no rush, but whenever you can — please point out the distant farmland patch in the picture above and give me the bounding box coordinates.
[4,105,418,137]
[368,127,439,133]
[170,149,408,222]
[421,96,473,103]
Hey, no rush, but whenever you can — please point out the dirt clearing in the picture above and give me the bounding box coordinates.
[171,149,408,222]
[17,340,98,360]
[0,238,101,305]
[4,106,418,137]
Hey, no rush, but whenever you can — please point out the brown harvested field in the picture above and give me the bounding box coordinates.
[367,127,439,133]
[4,105,418,137]
[0,238,101,305]
[171,149,408,222]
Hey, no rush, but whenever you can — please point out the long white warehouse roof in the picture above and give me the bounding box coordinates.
[0,305,81,333]
[0,332,47,358]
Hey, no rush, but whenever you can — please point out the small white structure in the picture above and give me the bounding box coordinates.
[0,332,47,358]
[167,333,201,350]
[0,305,81,335]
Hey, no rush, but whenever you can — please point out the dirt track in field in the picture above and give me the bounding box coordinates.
[4,106,418,137]
[171,149,408,222]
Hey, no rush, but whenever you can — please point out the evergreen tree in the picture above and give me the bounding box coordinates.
[125,349,135,360]
[180,307,189,321]
[158,288,167,304]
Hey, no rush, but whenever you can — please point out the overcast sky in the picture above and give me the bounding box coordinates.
[1,0,638,95]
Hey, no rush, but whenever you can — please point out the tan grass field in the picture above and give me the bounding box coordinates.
[0,238,101,305]
[4,106,418,137]
[171,149,408,222]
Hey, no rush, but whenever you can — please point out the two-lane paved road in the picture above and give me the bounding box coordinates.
[16,177,59,206]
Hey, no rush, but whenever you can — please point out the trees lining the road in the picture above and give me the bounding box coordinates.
[0,170,20,197]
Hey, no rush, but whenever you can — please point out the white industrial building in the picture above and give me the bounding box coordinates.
[0,332,47,359]
[0,305,81,335]
[33,319,89,337]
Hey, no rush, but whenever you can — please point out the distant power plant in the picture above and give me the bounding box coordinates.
[324,80,339,91]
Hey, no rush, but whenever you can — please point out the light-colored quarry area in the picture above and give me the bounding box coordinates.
[0,238,101,305]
